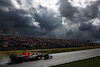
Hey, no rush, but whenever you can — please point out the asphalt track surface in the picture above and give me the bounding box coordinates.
[1,48,100,67]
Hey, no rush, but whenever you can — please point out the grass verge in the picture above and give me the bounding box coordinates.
[52,56,100,67]
[0,46,100,55]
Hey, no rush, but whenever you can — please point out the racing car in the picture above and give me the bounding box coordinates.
[9,52,53,63]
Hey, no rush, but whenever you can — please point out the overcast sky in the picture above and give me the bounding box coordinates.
[0,0,100,41]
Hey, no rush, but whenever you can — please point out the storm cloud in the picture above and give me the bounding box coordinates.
[0,0,100,41]
[0,0,61,36]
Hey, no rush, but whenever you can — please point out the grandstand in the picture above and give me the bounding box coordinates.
[0,34,100,50]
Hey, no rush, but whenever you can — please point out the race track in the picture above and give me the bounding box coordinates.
[1,48,100,67]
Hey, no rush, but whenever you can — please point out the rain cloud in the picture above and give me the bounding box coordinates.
[0,0,100,41]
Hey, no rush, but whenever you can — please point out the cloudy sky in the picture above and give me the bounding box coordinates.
[0,0,100,41]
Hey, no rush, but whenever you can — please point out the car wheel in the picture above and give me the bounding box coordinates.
[16,57,23,63]
[44,54,49,59]
[10,54,17,63]
[49,55,53,59]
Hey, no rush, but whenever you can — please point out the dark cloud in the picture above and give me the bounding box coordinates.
[59,0,100,22]
[78,0,100,21]
[0,9,39,36]
[59,0,78,21]
[78,22,94,31]
[0,0,100,41]
[77,1,100,40]
[0,0,61,37]
[58,0,100,40]
[0,0,14,11]
[0,0,46,36]
[78,21,100,40]
[0,0,13,7]
[91,28,100,39]
[34,6,61,31]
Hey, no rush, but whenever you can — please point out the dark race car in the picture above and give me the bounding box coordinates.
[9,52,53,63]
